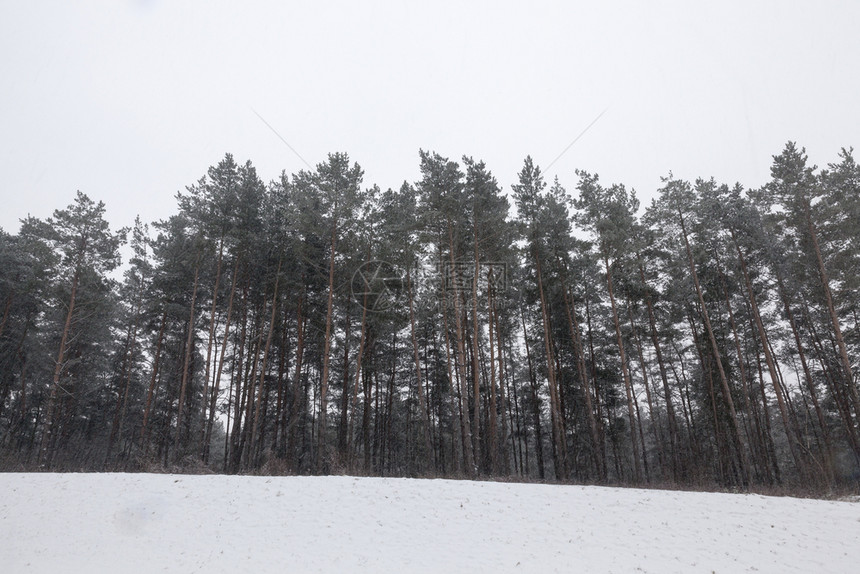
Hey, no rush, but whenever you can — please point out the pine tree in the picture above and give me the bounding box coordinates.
[37,192,126,468]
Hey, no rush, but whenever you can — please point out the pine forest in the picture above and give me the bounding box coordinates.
[2,141,859,494]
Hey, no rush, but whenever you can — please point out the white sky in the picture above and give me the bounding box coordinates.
[1,0,858,234]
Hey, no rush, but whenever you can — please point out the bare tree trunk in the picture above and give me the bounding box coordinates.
[408,265,434,469]
[741,320,770,483]
[141,310,168,452]
[273,301,291,457]
[753,349,781,484]
[337,301,352,461]
[719,269,763,478]
[250,258,281,466]
[199,239,224,455]
[39,268,80,468]
[677,207,749,485]
[492,281,511,475]
[535,253,567,480]
[174,256,201,461]
[669,344,696,463]
[801,297,860,463]
[603,255,642,483]
[204,256,239,463]
[239,316,264,469]
[772,269,836,477]
[687,310,727,481]
[349,287,369,470]
[728,235,805,480]
[317,225,337,470]
[286,286,305,471]
[627,298,663,481]
[228,285,250,471]
[470,232,482,472]
[363,345,375,473]
[562,280,605,481]
[448,223,475,475]
[106,289,143,466]
[442,291,465,475]
[584,294,609,474]
[487,280,499,474]
[506,334,525,476]
[383,333,397,474]
[806,206,859,421]
[638,260,681,481]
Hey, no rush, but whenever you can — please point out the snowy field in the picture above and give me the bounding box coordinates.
[1,473,858,573]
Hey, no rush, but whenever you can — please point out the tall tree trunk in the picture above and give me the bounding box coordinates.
[383,333,397,474]
[274,299,291,458]
[505,336,525,476]
[627,298,664,481]
[562,280,605,481]
[286,285,305,471]
[199,238,224,456]
[39,267,80,468]
[349,287,369,470]
[805,205,859,420]
[487,280,499,474]
[408,265,434,469]
[741,321,770,483]
[105,289,143,466]
[239,315,264,469]
[492,282,511,475]
[363,342,375,473]
[174,256,201,461]
[447,222,475,475]
[603,255,642,483]
[670,344,698,467]
[228,285,250,471]
[638,260,681,481]
[250,258,281,466]
[204,256,240,463]
[535,253,567,480]
[687,311,727,482]
[753,349,781,484]
[584,294,609,475]
[141,310,168,452]
[677,207,749,485]
[801,297,860,463]
[772,269,836,476]
[521,306,544,479]
[728,234,805,480]
[470,231,482,472]
[317,224,338,470]
[719,268,763,479]
[337,300,352,461]
[442,290,465,475]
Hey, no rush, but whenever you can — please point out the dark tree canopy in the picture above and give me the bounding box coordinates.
[0,143,858,494]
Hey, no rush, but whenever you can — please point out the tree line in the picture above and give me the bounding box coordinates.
[0,142,858,491]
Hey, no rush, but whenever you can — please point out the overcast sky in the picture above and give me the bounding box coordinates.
[2,0,858,234]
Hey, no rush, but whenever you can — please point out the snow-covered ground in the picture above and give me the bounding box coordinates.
[1,473,858,573]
